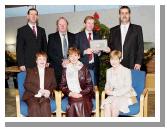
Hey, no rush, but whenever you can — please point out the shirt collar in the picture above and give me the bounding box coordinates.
[120,22,130,29]
[37,66,45,71]
[59,31,67,37]
[85,29,93,35]
[28,22,37,29]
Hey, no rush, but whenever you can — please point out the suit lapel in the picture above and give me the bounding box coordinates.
[56,32,63,58]
[36,26,41,40]
[117,26,122,50]
[34,67,40,89]
[67,32,71,47]
[123,24,133,48]
[26,24,37,39]
[82,31,90,48]
[44,68,48,89]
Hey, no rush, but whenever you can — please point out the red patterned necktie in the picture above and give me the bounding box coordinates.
[32,26,36,37]
[88,32,93,61]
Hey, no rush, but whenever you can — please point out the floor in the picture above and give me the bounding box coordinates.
[5,88,155,117]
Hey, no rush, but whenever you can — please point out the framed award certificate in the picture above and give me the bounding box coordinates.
[90,39,107,51]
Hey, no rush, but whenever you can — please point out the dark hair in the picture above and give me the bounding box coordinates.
[27,8,38,15]
[119,6,131,14]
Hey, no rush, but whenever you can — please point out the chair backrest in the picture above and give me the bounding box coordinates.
[17,72,26,100]
[131,70,146,100]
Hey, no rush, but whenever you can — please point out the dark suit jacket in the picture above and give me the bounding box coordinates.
[108,24,144,69]
[16,24,47,68]
[75,31,100,66]
[47,31,75,85]
[60,65,93,98]
[23,67,57,101]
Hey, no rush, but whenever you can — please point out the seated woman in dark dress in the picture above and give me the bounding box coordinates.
[60,47,93,117]
[23,51,57,117]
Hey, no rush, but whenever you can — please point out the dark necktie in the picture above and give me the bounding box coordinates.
[32,26,36,37]
[88,32,92,61]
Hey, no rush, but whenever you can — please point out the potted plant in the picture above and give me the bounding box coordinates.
[144,48,155,73]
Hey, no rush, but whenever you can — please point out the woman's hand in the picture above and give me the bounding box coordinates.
[43,90,50,98]
[69,92,82,98]
[39,89,50,98]
[105,87,113,95]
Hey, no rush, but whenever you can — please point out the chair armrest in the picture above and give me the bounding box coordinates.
[94,85,98,92]
[100,90,106,117]
[142,88,149,97]
[54,90,62,117]
[142,88,149,117]
[139,88,149,117]
[140,88,148,101]
[15,89,21,117]
[101,90,106,102]
[94,88,99,117]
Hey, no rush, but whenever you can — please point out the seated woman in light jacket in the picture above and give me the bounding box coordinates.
[101,50,137,117]
[60,47,93,117]
[23,51,57,117]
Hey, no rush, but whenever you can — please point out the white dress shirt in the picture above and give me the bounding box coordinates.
[59,32,69,57]
[120,22,130,60]
[85,30,94,63]
[28,22,37,36]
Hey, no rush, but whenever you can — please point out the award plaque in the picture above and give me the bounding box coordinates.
[90,39,107,51]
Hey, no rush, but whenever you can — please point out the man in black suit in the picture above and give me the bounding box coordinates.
[75,16,110,87]
[108,6,144,70]
[16,8,47,71]
[47,17,75,87]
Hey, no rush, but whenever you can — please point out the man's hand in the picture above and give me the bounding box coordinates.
[102,47,111,53]
[84,48,93,55]
[19,66,26,71]
[62,59,70,68]
[134,64,141,70]
[93,48,101,54]
[46,63,50,67]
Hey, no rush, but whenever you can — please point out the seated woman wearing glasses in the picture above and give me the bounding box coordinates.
[101,50,137,117]
[60,47,93,117]
[23,51,57,117]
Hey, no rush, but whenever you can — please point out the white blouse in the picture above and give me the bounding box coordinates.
[66,61,83,93]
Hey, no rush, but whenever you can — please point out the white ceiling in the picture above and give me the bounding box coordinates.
[5,5,123,17]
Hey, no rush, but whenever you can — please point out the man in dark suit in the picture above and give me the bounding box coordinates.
[47,17,75,87]
[16,8,47,71]
[75,16,101,87]
[108,6,144,70]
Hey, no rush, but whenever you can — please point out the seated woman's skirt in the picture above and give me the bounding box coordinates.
[101,96,137,113]
[67,97,92,117]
